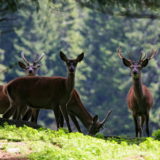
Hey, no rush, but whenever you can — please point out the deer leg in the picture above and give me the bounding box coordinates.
[146,113,150,137]
[23,108,39,123]
[138,116,143,137]
[15,104,27,120]
[13,108,18,120]
[22,108,32,121]
[56,106,64,128]
[133,115,139,137]
[59,104,72,132]
[30,109,39,123]
[69,114,81,132]
[58,111,64,128]
[3,106,16,119]
[53,106,62,130]
[140,115,145,137]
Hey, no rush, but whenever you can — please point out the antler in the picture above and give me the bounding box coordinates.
[101,110,112,126]
[34,53,45,64]
[147,49,157,60]
[139,49,157,63]
[117,48,124,59]
[21,52,29,65]
[139,51,146,62]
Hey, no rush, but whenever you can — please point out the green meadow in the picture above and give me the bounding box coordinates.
[0,125,160,160]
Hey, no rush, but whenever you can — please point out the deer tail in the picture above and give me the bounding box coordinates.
[3,84,8,96]
[3,84,13,103]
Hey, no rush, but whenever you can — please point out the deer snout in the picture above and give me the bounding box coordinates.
[28,69,33,74]
[132,68,140,79]
[133,71,137,75]
[132,69,138,75]
[69,65,75,73]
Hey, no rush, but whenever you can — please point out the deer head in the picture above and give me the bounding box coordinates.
[60,51,84,73]
[18,52,44,76]
[88,110,112,135]
[117,48,157,79]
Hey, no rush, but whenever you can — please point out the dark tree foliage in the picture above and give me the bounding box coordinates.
[0,0,160,136]
[76,0,160,19]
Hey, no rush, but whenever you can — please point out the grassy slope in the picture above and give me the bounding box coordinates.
[0,124,160,160]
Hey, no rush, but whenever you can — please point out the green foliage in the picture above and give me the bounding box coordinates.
[1,125,160,160]
[152,129,160,140]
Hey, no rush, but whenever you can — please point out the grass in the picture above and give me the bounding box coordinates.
[0,124,160,160]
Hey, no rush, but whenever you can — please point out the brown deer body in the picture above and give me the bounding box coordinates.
[3,52,84,132]
[118,49,156,137]
[0,86,10,115]
[2,52,44,122]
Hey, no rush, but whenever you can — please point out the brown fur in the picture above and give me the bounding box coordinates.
[127,85,153,114]
[1,53,44,122]
[0,85,10,114]
[118,48,156,137]
[4,76,75,132]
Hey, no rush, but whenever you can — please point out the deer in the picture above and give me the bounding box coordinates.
[52,88,112,134]
[64,89,112,135]
[117,48,156,137]
[2,52,44,123]
[3,51,84,132]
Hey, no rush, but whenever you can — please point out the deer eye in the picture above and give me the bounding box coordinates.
[66,61,70,65]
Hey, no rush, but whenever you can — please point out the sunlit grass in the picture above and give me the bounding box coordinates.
[0,124,160,160]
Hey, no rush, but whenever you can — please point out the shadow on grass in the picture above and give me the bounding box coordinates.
[94,135,149,145]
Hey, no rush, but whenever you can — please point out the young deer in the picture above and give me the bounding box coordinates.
[2,52,44,122]
[3,51,84,132]
[118,49,156,137]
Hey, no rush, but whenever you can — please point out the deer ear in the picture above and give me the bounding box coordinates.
[93,115,98,123]
[77,53,84,62]
[141,59,149,68]
[60,51,67,62]
[18,61,26,69]
[122,58,131,67]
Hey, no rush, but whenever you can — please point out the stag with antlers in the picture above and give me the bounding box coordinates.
[2,52,44,123]
[3,51,83,132]
[68,90,112,135]
[118,48,156,137]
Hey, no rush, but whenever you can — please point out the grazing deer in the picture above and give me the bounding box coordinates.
[118,48,156,137]
[66,90,112,135]
[3,51,84,132]
[2,52,44,123]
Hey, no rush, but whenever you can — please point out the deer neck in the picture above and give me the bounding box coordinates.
[66,72,75,94]
[71,92,93,130]
[77,107,93,130]
[132,74,143,100]
[28,74,36,76]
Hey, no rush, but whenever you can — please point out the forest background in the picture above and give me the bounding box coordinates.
[0,0,160,136]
